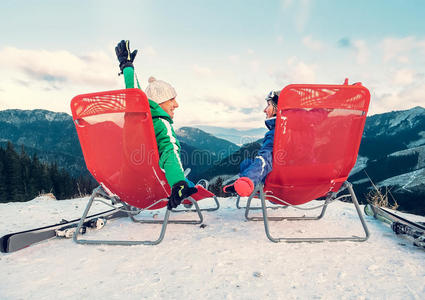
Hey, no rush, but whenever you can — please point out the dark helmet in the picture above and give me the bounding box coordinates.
[265,90,280,107]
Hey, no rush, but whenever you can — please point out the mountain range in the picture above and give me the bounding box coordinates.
[0,109,241,180]
[0,109,85,176]
[0,106,424,215]
[349,106,425,215]
[176,127,239,163]
[203,106,425,215]
[195,125,267,146]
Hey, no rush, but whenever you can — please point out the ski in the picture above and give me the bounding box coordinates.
[379,206,425,231]
[365,204,425,249]
[0,208,128,253]
[55,216,107,238]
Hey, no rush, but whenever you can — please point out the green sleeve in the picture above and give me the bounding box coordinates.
[152,117,185,187]
[122,67,141,89]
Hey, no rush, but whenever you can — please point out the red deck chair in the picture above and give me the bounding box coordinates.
[244,81,370,243]
[70,88,219,246]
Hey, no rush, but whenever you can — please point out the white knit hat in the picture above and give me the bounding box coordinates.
[145,76,177,104]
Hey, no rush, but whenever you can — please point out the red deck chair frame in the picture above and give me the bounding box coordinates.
[70,89,219,246]
[244,82,370,243]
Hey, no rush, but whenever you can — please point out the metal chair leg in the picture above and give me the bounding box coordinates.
[237,194,264,210]
[238,190,288,211]
[172,195,220,213]
[245,182,370,243]
[73,188,204,246]
[132,197,204,224]
[247,200,328,221]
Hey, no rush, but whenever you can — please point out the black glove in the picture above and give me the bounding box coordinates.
[167,180,198,210]
[115,40,138,72]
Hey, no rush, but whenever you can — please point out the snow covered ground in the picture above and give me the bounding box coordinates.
[1,196,424,299]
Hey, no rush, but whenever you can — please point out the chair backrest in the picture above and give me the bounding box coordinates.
[264,83,370,205]
[70,89,170,209]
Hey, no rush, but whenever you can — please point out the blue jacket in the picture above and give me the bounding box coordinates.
[240,117,275,186]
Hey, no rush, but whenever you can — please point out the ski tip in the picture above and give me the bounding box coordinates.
[0,235,11,253]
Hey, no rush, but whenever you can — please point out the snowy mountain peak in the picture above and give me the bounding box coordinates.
[175,126,239,159]
[388,106,425,128]
[364,106,425,137]
[177,126,214,138]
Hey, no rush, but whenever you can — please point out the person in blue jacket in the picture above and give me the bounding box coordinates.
[223,90,279,196]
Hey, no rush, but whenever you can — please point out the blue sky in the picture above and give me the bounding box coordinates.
[0,0,424,128]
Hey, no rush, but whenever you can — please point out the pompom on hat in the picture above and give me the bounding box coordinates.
[145,76,177,104]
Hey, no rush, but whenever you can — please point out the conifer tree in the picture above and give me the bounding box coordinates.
[0,150,8,203]
[0,142,97,202]
[4,142,24,201]
[19,146,32,200]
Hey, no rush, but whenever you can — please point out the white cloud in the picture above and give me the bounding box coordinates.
[372,82,425,114]
[192,64,212,76]
[143,46,157,56]
[174,94,264,129]
[0,47,118,88]
[228,55,240,64]
[249,60,261,72]
[381,36,425,63]
[397,56,409,63]
[0,46,123,114]
[287,57,316,82]
[172,72,270,129]
[392,69,415,86]
[292,62,316,82]
[276,36,284,44]
[353,40,369,64]
[270,57,316,85]
[280,0,293,9]
[400,83,425,105]
[295,0,312,32]
[280,0,312,32]
[302,35,323,51]
[420,40,425,53]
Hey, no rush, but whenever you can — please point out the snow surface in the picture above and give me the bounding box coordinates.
[351,178,370,185]
[349,155,368,177]
[1,196,425,299]
[377,168,425,193]
[408,131,425,148]
[388,145,425,170]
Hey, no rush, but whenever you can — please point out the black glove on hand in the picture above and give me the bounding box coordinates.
[115,40,138,72]
[167,180,198,210]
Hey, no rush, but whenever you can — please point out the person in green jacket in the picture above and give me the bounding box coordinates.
[115,40,197,209]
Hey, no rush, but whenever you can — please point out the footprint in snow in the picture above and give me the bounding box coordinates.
[253,271,263,278]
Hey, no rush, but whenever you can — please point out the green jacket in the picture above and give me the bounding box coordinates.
[123,67,185,186]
